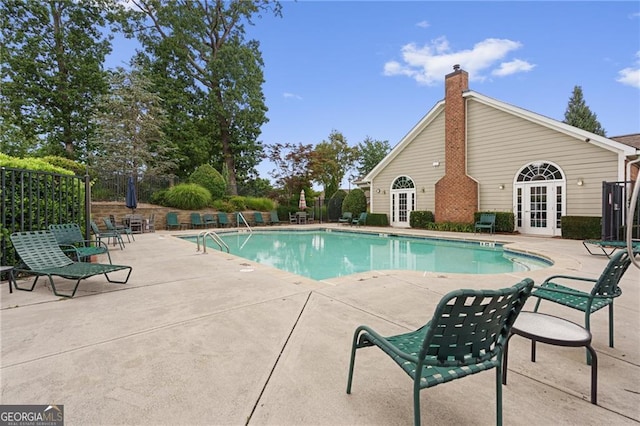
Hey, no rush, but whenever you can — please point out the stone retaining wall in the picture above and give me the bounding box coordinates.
[91,202,273,230]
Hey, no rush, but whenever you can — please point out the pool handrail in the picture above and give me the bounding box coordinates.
[236,212,253,233]
[196,230,230,253]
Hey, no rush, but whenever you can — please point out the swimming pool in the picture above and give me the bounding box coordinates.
[183,229,551,280]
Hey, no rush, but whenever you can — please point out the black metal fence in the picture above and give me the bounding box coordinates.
[91,173,178,203]
[602,181,640,240]
[0,167,90,267]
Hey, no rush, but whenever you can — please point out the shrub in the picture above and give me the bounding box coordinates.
[41,155,89,177]
[164,183,212,210]
[150,189,168,206]
[0,154,73,175]
[244,196,276,211]
[189,164,226,199]
[561,216,601,240]
[427,222,474,233]
[229,196,247,211]
[366,213,389,226]
[473,212,515,233]
[276,205,291,221]
[212,199,236,213]
[342,188,367,217]
[410,211,435,228]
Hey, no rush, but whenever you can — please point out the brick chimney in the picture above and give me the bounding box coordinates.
[434,65,478,223]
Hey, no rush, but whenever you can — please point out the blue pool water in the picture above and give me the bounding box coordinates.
[184,230,550,280]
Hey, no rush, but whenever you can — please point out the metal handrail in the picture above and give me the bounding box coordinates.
[196,230,230,253]
[236,212,253,233]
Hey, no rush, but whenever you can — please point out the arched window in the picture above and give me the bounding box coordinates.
[392,176,415,189]
[517,162,563,182]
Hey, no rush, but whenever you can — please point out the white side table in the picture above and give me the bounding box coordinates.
[502,311,597,404]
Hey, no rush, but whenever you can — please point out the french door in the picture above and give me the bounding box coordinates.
[516,183,562,236]
[391,190,415,228]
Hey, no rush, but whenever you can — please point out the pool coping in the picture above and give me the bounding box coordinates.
[179,225,555,274]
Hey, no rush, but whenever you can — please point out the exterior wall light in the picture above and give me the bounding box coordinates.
[577,179,584,186]
[376,188,381,193]
[432,161,440,167]
[498,184,505,190]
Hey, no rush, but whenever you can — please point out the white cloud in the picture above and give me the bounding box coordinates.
[283,92,303,100]
[383,36,534,85]
[616,51,640,89]
[492,59,536,76]
[416,20,430,28]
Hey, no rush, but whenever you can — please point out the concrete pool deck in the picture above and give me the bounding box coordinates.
[1,225,639,425]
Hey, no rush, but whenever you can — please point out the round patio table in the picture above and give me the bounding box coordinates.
[502,311,598,404]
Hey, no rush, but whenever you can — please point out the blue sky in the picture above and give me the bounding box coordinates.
[108,1,640,184]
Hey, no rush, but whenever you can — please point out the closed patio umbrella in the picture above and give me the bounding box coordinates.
[299,190,307,210]
[125,176,137,213]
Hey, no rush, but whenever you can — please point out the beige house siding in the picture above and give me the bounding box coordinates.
[370,111,445,217]
[466,100,619,216]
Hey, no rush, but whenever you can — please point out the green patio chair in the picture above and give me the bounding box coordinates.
[202,213,217,228]
[338,212,352,224]
[532,249,638,352]
[104,217,133,242]
[90,220,125,250]
[217,212,231,228]
[49,223,112,264]
[166,212,181,230]
[347,278,534,426]
[352,212,367,226]
[10,230,132,298]
[474,213,496,234]
[254,212,266,226]
[190,212,206,229]
[269,210,281,225]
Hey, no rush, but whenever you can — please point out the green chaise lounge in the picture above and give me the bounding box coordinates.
[10,230,132,298]
[582,239,640,258]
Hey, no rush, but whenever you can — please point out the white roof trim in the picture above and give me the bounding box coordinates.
[362,90,638,184]
[465,91,638,156]
[363,99,445,182]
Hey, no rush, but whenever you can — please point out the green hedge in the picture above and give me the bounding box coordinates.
[366,213,389,226]
[474,212,515,233]
[410,211,435,228]
[409,210,515,233]
[561,216,601,240]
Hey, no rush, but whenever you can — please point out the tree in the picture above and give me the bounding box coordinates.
[310,130,358,197]
[132,52,211,179]
[131,0,281,194]
[238,177,275,198]
[563,86,606,136]
[90,66,175,179]
[0,0,132,160]
[342,188,367,217]
[355,136,391,178]
[266,142,314,201]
